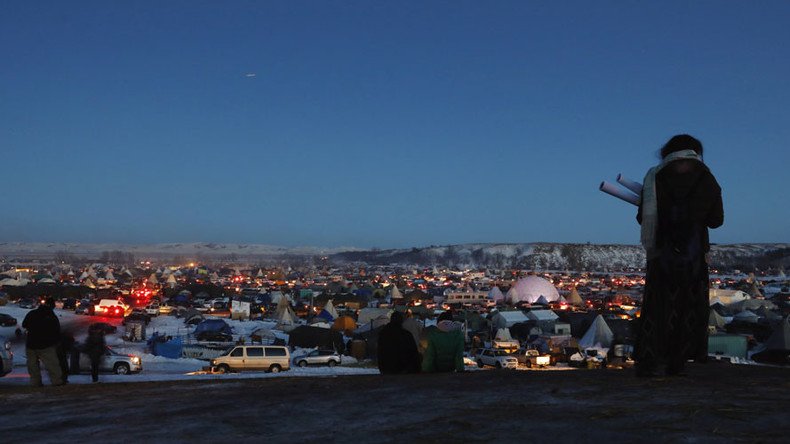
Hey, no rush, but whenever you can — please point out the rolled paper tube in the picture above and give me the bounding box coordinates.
[616,174,643,195]
[599,181,640,206]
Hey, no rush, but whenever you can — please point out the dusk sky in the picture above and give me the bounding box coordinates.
[2,1,788,249]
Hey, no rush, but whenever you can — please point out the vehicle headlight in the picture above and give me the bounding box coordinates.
[4,341,10,351]
[131,357,140,364]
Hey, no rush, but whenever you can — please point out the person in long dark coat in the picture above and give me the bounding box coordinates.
[635,134,724,377]
[22,297,64,386]
[85,325,106,383]
[377,311,421,374]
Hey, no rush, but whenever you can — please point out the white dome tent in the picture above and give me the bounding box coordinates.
[506,276,560,304]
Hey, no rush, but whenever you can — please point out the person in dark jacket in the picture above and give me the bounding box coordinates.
[377,311,420,374]
[635,134,724,377]
[57,330,75,383]
[422,310,465,373]
[85,325,107,383]
[22,297,64,386]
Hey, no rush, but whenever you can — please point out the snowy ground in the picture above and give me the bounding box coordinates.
[0,304,379,386]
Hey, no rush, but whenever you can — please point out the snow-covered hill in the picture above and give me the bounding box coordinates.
[332,243,790,271]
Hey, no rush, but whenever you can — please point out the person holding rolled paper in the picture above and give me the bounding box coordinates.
[634,134,723,377]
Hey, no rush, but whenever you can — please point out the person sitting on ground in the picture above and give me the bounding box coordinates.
[377,311,421,374]
[422,310,465,373]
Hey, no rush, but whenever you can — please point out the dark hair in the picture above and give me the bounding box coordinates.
[390,311,404,325]
[437,310,453,322]
[660,134,703,159]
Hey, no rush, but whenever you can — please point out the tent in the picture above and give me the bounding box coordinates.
[490,310,529,328]
[566,288,585,306]
[578,315,614,349]
[149,333,183,359]
[534,295,550,306]
[332,315,357,332]
[390,285,403,300]
[733,310,760,324]
[709,309,728,329]
[317,299,339,322]
[709,289,749,306]
[194,319,232,335]
[488,286,505,303]
[358,308,392,325]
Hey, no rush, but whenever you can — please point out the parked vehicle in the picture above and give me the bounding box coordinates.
[18,298,37,309]
[144,303,160,316]
[89,322,118,335]
[515,348,551,368]
[93,299,128,317]
[122,310,151,326]
[75,346,142,375]
[293,349,341,368]
[476,348,518,369]
[75,302,95,315]
[61,298,78,310]
[0,313,17,327]
[0,336,12,377]
[211,345,290,373]
[196,331,233,342]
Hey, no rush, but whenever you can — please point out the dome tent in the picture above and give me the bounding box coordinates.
[507,276,560,304]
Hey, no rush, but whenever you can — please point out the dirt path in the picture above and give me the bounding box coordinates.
[2,362,788,443]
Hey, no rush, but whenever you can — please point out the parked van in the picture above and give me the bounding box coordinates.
[94,299,129,317]
[211,345,290,373]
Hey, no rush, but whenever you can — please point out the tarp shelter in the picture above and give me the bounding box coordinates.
[332,316,356,332]
[288,325,344,351]
[578,315,614,348]
[358,308,392,325]
[708,334,748,359]
[194,319,232,335]
[709,289,748,306]
[149,333,183,359]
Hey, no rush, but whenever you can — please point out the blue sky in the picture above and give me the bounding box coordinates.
[1,1,788,248]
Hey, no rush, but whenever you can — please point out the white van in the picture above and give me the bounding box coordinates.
[211,345,290,373]
[94,299,129,317]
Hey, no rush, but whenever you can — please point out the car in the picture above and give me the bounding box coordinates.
[75,302,95,315]
[211,345,290,373]
[0,313,17,327]
[476,348,519,369]
[18,298,37,309]
[61,298,78,310]
[516,348,552,368]
[74,346,142,375]
[0,336,13,377]
[89,322,118,335]
[293,349,342,368]
[144,303,160,316]
[122,310,151,326]
[195,331,232,342]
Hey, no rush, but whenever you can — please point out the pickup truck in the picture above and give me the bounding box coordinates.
[476,348,518,369]
[516,349,551,368]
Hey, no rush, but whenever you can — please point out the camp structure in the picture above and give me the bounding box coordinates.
[194,319,232,336]
[490,310,529,329]
[751,316,790,365]
[274,296,298,331]
[288,325,344,351]
[357,308,392,326]
[709,309,728,330]
[488,286,505,303]
[578,314,614,349]
[566,287,585,306]
[332,315,357,334]
[317,299,340,322]
[506,276,560,304]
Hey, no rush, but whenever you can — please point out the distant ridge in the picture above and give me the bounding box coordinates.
[0,242,787,271]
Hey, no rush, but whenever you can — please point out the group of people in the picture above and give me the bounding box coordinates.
[377,310,465,374]
[22,297,107,386]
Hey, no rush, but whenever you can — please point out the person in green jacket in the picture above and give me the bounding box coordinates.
[422,310,465,373]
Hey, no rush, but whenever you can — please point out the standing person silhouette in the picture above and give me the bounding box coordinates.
[635,134,723,377]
